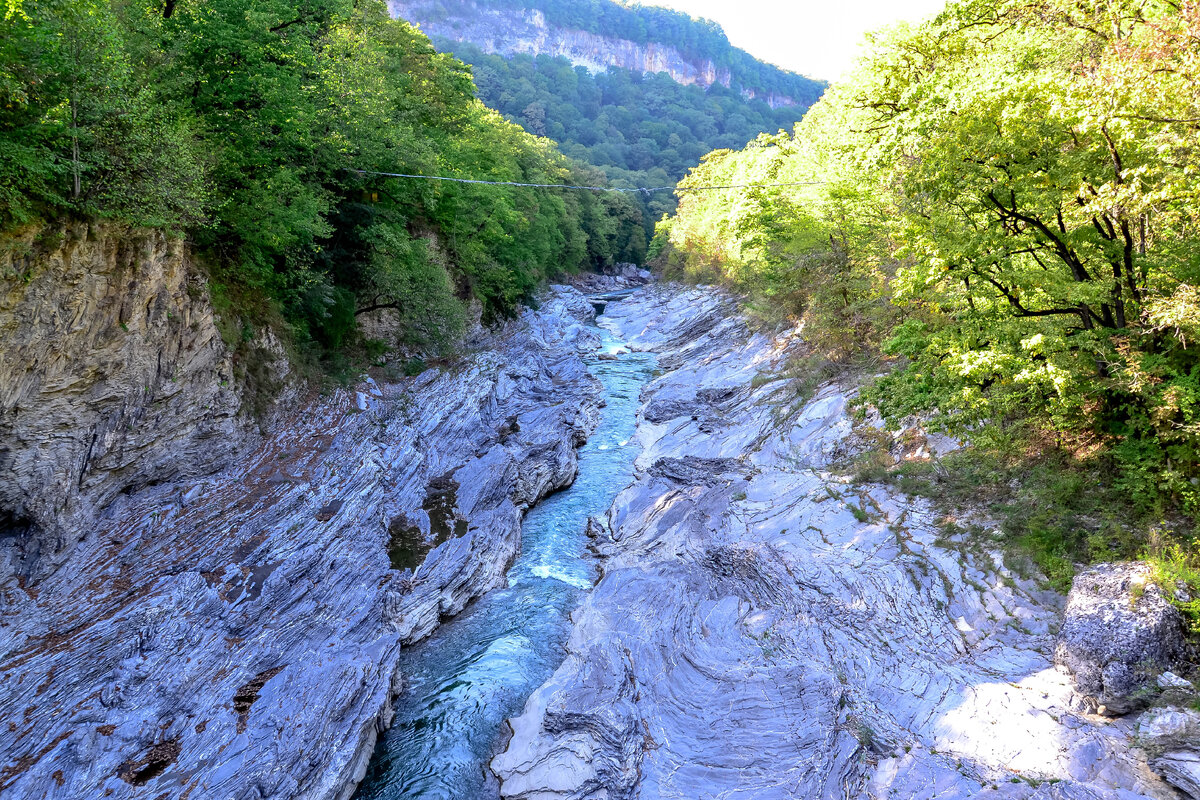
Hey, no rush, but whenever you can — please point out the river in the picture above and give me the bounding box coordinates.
[354,319,656,800]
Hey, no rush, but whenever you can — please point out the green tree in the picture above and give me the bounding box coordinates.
[0,0,206,227]
[658,0,1200,514]
[2,0,641,360]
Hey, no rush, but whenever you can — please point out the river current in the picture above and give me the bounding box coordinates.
[355,319,656,800]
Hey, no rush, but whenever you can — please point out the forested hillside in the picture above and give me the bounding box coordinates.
[656,0,1200,607]
[0,0,646,362]
[390,0,826,231]
[447,43,810,226]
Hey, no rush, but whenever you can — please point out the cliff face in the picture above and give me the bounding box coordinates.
[390,1,798,108]
[0,283,605,800]
[0,223,279,576]
[740,87,799,109]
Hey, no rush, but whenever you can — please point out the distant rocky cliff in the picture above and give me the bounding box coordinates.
[390,0,800,108]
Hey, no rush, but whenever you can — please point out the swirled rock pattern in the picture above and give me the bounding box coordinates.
[0,287,603,800]
[493,285,1176,800]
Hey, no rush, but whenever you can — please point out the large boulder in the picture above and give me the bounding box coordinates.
[598,262,651,284]
[1054,562,1188,714]
[1138,707,1200,799]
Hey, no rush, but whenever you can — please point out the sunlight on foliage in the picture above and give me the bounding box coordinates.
[1150,540,1200,632]
[660,0,1200,534]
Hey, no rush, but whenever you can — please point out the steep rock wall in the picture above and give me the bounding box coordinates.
[0,223,268,575]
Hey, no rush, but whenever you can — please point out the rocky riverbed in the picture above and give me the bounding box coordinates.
[492,285,1190,800]
[3,277,1196,800]
[0,285,605,800]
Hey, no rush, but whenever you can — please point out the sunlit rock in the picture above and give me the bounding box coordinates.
[1139,707,1200,799]
[494,283,1179,800]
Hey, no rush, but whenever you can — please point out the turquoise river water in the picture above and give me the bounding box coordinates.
[354,319,657,800]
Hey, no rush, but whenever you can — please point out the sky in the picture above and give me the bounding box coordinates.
[645,0,947,81]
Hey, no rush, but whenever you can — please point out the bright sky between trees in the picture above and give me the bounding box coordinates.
[646,0,948,81]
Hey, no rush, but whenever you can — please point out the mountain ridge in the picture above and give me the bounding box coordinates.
[387,0,824,108]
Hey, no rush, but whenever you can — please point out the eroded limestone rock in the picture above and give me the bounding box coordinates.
[493,284,1177,800]
[1055,562,1187,715]
[1139,707,1200,798]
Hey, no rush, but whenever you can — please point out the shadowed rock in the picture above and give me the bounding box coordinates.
[642,387,739,424]
[0,222,285,579]
[116,739,181,786]
[0,285,604,800]
[233,666,286,734]
[647,456,743,486]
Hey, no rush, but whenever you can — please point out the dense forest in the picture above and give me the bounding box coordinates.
[439,42,814,229]
[656,0,1200,608]
[0,0,647,360]
[401,0,826,99]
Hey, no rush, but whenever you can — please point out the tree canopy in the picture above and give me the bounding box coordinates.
[1,0,647,354]
[437,43,820,227]
[657,0,1200,518]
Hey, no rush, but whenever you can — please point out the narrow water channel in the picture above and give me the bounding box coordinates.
[354,316,657,800]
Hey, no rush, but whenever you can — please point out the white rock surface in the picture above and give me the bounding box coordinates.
[1158,672,1194,691]
[1139,707,1200,799]
[492,284,1176,800]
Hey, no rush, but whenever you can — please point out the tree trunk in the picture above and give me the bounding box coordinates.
[70,97,81,200]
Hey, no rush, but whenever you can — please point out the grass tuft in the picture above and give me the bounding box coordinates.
[851,435,1190,595]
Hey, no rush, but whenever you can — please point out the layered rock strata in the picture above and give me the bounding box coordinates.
[0,283,604,800]
[389,1,739,93]
[1139,707,1200,799]
[493,285,1177,800]
[0,223,272,575]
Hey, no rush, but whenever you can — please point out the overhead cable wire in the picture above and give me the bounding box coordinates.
[347,168,825,193]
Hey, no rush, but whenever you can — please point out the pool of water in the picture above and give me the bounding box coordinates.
[354,321,656,800]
